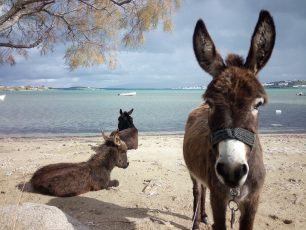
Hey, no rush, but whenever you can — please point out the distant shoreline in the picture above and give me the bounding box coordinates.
[1,130,306,139]
[1,81,306,92]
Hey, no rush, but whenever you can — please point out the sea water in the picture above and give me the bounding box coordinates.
[0,88,305,137]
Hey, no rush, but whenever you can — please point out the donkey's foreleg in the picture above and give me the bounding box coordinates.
[191,177,201,230]
[200,185,208,224]
[108,179,119,187]
[210,192,226,230]
[239,194,259,230]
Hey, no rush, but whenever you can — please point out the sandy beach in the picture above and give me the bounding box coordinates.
[0,134,305,230]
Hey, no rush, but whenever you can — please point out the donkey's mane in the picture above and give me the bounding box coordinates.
[225,54,245,67]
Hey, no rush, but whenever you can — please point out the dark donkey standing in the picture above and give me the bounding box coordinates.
[183,10,275,230]
[117,109,138,150]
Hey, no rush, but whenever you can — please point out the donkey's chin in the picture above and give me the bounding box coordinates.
[118,162,129,169]
[226,176,247,188]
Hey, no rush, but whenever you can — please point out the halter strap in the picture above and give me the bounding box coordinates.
[211,128,255,148]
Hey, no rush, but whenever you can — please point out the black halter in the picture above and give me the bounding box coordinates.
[211,128,256,148]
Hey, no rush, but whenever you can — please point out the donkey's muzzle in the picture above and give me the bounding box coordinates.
[216,162,248,188]
[123,162,129,169]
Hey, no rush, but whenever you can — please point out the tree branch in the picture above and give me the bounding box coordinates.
[78,0,107,11]
[42,9,74,34]
[0,25,53,49]
[0,38,43,48]
[0,0,54,32]
[110,0,132,6]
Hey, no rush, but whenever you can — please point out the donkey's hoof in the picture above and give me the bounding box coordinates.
[202,216,209,224]
[192,225,200,230]
[111,180,119,187]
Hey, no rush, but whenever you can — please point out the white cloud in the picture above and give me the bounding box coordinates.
[32,79,57,83]
[71,77,80,82]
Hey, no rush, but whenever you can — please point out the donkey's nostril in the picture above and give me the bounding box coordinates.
[216,163,226,177]
[123,162,129,169]
[242,164,248,175]
[234,164,248,181]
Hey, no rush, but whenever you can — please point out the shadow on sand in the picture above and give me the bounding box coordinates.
[47,196,190,230]
[17,183,190,229]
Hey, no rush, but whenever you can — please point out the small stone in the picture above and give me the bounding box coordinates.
[283,219,293,224]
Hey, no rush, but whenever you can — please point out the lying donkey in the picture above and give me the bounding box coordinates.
[30,131,129,197]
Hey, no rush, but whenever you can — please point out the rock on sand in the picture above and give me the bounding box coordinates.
[0,202,89,230]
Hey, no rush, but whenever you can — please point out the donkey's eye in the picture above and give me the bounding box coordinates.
[254,102,262,110]
[253,98,264,110]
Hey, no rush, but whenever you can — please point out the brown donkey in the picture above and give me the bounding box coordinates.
[183,10,275,230]
[31,131,129,197]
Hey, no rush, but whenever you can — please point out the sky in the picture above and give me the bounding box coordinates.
[1,0,306,88]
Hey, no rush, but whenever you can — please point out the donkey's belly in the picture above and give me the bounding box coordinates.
[183,104,212,186]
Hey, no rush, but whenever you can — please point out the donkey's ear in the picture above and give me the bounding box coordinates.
[113,133,122,146]
[193,19,225,78]
[245,10,276,75]
[127,108,134,115]
[102,131,110,142]
[120,109,123,115]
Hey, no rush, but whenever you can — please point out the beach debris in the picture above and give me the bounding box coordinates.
[293,193,304,205]
[287,178,302,185]
[85,221,98,227]
[149,216,173,227]
[150,161,163,170]
[283,219,293,224]
[142,179,162,197]
[5,171,12,176]
[268,214,279,220]
[268,214,293,225]
[176,160,186,168]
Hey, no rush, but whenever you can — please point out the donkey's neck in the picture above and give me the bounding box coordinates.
[89,146,117,171]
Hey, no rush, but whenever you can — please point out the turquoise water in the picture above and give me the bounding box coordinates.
[0,88,305,137]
